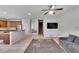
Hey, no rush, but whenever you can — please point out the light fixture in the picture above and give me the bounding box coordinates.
[48,11,54,15]
[51,5,55,9]
[28,13,31,16]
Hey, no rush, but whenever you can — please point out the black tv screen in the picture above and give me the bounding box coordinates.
[47,23,58,29]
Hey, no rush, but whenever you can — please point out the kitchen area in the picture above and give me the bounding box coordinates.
[0,17,24,45]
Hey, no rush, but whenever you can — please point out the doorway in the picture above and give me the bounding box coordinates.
[38,20,43,35]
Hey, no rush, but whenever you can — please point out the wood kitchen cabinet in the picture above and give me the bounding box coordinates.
[0,20,7,27]
[0,20,22,31]
[3,33,10,44]
[0,20,22,27]
[7,21,17,27]
[0,33,10,44]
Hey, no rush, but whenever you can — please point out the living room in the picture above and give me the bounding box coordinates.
[27,5,79,53]
[0,1,79,59]
[0,5,79,53]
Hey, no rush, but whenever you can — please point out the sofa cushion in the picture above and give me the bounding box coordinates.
[67,34,77,42]
[60,40,76,46]
[68,44,79,53]
[74,37,79,45]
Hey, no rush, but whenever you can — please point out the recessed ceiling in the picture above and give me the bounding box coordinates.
[0,5,77,19]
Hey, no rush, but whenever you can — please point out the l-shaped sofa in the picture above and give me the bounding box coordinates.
[59,34,79,53]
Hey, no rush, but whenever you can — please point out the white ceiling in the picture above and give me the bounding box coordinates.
[0,5,77,19]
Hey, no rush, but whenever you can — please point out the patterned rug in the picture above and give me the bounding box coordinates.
[25,39,65,53]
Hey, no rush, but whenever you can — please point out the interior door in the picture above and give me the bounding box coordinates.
[38,20,43,35]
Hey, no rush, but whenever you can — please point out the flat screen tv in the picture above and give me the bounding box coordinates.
[47,23,58,29]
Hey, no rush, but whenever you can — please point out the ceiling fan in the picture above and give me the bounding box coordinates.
[41,5,63,15]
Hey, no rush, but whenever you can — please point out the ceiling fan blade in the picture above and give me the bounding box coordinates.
[49,5,56,9]
[49,5,52,9]
[44,12,48,15]
[41,9,48,11]
[55,8,63,10]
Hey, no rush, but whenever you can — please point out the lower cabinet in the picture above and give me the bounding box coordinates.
[0,33,10,44]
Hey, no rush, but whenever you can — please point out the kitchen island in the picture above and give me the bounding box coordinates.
[0,30,25,45]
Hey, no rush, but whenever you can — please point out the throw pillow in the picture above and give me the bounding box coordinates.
[74,37,79,45]
[67,34,77,42]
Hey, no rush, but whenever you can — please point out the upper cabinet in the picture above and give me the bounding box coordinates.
[7,21,17,27]
[0,19,22,31]
[0,21,7,27]
[0,20,22,27]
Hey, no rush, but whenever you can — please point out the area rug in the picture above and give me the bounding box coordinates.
[25,39,65,53]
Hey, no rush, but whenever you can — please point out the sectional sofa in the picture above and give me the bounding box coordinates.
[59,34,79,53]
